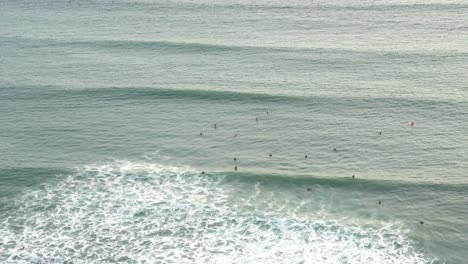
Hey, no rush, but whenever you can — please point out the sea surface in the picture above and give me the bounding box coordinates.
[1,0,467,263]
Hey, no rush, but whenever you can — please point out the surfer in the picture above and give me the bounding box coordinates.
[234,166,237,171]
[333,148,337,152]
[200,132,203,136]
[256,117,258,122]
[305,155,308,159]
[379,200,381,205]
[234,157,237,162]
[420,220,424,225]
[201,171,205,174]
[214,123,217,129]
[307,188,311,191]
[379,131,382,135]
[409,121,415,127]
[352,174,355,179]
[269,153,272,157]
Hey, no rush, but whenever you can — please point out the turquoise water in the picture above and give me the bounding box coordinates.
[1,0,467,263]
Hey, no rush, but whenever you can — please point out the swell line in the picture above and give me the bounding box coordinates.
[0,85,296,104]
[2,36,467,57]
[2,85,468,109]
[2,165,466,197]
[215,171,468,194]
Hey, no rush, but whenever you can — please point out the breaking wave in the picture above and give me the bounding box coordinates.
[0,161,433,263]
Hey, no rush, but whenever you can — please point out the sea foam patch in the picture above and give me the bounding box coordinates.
[0,161,433,263]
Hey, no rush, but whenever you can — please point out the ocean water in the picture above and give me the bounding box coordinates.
[1,0,467,263]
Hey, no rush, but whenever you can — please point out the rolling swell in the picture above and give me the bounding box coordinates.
[217,171,468,194]
[65,39,246,53]
[3,85,468,110]
[1,162,464,203]
[1,37,266,53]
[3,36,467,57]
[0,85,296,104]
[82,86,295,103]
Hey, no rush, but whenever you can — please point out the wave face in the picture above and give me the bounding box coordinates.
[0,161,432,263]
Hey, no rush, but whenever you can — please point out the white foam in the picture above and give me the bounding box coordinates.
[0,161,434,263]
